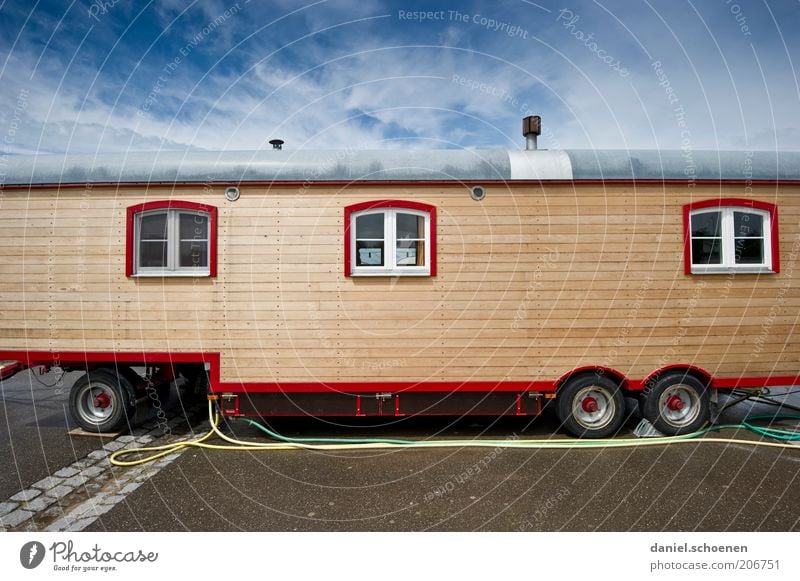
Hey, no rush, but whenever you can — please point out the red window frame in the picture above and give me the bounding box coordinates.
[344,200,437,277]
[126,200,218,277]
[683,198,779,275]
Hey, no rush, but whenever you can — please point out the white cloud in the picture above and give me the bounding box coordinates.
[1,1,798,155]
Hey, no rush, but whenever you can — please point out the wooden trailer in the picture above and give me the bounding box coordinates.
[1,122,799,437]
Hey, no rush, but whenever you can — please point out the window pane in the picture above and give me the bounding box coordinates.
[691,211,721,237]
[356,213,384,239]
[396,239,424,266]
[179,241,208,268]
[356,240,384,266]
[692,238,722,265]
[139,241,168,267]
[397,213,424,239]
[180,212,208,240]
[140,213,168,240]
[734,212,763,238]
[734,238,764,264]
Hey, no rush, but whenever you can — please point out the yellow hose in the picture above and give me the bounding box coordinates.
[108,400,800,467]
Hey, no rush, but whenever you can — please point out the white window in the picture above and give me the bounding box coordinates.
[689,207,773,273]
[134,209,210,276]
[350,208,431,276]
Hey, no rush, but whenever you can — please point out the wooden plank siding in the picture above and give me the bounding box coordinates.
[0,182,797,384]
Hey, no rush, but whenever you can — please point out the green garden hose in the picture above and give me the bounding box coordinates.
[109,402,800,467]
[240,413,800,447]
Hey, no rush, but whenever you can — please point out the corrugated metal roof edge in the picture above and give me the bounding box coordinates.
[1,149,800,186]
[565,149,800,181]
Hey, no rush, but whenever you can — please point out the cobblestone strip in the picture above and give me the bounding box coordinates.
[0,404,205,532]
[43,433,202,532]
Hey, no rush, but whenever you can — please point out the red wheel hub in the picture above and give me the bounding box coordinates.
[581,396,599,413]
[666,394,684,411]
[93,392,112,409]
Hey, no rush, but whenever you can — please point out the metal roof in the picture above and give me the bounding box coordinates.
[1,149,799,186]
[567,149,800,181]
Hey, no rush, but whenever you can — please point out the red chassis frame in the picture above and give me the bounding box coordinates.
[1,350,798,418]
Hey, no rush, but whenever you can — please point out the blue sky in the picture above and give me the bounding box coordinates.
[0,0,798,154]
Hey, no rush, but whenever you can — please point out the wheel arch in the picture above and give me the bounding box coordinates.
[556,366,629,391]
[641,365,713,394]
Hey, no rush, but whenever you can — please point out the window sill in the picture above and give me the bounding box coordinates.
[350,270,431,277]
[131,272,211,278]
[690,266,775,275]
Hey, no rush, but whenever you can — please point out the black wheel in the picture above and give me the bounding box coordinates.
[641,372,709,436]
[557,373,626,438]
[69,369,135,433]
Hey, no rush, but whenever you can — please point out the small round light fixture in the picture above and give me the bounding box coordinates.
[225,186,240,202]
[470,185,486,201]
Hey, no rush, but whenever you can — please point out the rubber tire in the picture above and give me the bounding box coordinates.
[642,372,709,436]
[69,369,135,433]
[557,373,626,438]
[117,366,143,391]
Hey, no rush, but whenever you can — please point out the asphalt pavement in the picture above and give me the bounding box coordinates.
[0,370,97,500]
[1,369,799,531]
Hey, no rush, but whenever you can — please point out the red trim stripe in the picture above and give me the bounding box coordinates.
[4,179,800,191]
[224,381,550,394]
[2,351,799,395]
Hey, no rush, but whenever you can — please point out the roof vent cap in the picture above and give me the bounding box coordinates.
[522,116,541,150]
